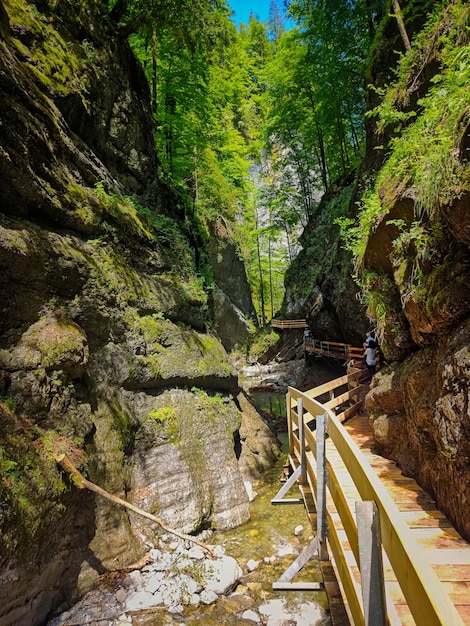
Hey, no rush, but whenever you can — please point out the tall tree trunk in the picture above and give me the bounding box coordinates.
[347,103,360,155]
[391,0,411,51]
[337,116,347,171]
[268,233,274,320]
[284,224,293,263]
[305,84,329,190]
[255,211,266,325]
[151,28,158,112]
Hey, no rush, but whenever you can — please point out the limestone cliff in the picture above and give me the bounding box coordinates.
[354,3,470,541]
[283,170,367,346]
[0,2,279,625]
[208,217,258,352]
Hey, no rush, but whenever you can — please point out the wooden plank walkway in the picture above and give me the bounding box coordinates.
[336,413,470,625]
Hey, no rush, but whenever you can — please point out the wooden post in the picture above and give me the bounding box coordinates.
[287,391,293,456]
[356,501,387,626]
[316,412,329,560]
[298,397,307,486]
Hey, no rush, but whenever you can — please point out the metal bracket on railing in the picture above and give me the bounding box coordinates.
[316,412,329,561]
[272,536,323,591]
[271,465,304,505]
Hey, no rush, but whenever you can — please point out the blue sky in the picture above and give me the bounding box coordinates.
[229,0,271,25]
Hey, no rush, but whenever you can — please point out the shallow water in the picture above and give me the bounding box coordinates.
[179,435,331,625]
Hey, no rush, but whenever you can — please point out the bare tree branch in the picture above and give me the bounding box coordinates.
[54,453,216,558]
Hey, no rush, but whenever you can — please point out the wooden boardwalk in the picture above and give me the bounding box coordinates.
[274,339,470,624]
[332,412,470,625]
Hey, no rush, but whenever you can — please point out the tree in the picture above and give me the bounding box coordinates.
[268,0,285,42]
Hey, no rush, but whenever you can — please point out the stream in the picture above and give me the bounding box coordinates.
[48,361,335,626]
[195,435,331,625]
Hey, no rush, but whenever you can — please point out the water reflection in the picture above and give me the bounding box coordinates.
[248,389,286,417]
[180,437,331,625]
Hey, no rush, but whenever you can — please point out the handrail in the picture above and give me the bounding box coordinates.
[286,385,464,626]
[271,318,308,329]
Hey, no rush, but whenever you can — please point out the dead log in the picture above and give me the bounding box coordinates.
[54,453,216,558]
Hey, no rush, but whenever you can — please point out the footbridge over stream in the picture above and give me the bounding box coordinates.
[271,363,470,625]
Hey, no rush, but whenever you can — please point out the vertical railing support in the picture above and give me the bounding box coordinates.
[287,391,293,457]
[356,501,387,626]
[316,413,329,561]
[297,397,307,486]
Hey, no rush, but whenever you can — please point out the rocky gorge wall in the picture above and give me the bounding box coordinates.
[360,2,470,542]
[0,2,279,625]
[282,2,470,542]
[285,2,470,542]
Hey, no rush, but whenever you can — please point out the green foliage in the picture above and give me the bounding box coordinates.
[367,3,470,218]
[6,0,91,101]
[247,327,280,361]
[0,395,15,411]
[0,410,70,554]
[148,406,175,423]
[147,406,179,441]
[346,2,470,332]
[94,182,196,274]
[336,186,382,272]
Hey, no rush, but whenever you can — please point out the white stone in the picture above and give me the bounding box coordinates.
[246,559,260,572]
[203,555,242,595]
[211,544,225,557]
[143,572,164,594]
[276,544,295,557]
[178,573,200,595]
[294,525,304,536]
[128,570,143,588]
[242,609,261,623]
[190,593,201,606]
[244,480,258,502]
[115,587,127,604]
[125,590,161,611]
[149,548,162,561]
[59,612,71,622]
[200,589,218,605]
[187,546,205,560]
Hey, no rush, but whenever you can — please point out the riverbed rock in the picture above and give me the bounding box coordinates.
[203,555,243,595]
[246,559,260,572]
[237,390,281,481]
[125,590,161,611]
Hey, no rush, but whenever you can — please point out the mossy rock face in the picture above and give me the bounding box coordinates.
[0,1,268,623]
[113,315,238,392]
[283,174,367,345]
[5,314,89,377]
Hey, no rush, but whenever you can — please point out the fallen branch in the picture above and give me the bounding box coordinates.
[54,453,216,558]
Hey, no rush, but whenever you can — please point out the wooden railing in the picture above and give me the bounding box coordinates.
[271,318,308,329]
[283,381,464,626]
[304,338,366,364]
